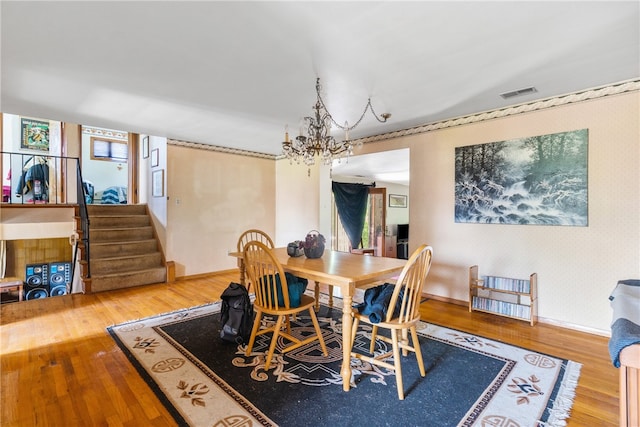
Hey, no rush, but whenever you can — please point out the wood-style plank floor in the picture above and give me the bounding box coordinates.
[1,272,619,426]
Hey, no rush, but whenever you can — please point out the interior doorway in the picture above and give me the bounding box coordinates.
[331,186,387,256]
[79,126,138,205]
[330,148,409,258]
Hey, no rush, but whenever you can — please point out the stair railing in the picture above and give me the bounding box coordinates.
[75,162,91,279]
[1,151,91,281]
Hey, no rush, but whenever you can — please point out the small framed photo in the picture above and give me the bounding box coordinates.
[151,148,159,167]
[389,194,407,208]
[152,169,164,197]
[142,136,149,159]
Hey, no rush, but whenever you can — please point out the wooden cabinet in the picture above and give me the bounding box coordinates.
[377,235,396,258]
[468,265,537,326]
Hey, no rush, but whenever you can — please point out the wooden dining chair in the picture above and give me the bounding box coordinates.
[237,229,275,252]
[243,240,328,370]
[237,229,274,291]
[349,244,433,400]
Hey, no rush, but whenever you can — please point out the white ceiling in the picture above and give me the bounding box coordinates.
[2,1,639,163]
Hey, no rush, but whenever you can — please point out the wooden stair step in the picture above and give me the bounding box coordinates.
[86,204,148,216]
[90,253,163,275]
[90,226,154,243]
[89,215,151,228]
[77,203,169,294]
[89,239,159,258]
[87,267,167,293]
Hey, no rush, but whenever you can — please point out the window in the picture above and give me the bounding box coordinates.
[90,137,128,162]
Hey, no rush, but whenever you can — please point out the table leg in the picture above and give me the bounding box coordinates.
[341,294,353,392]
[314,283,334,311]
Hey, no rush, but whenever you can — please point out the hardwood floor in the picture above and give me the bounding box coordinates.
[1,272,619,426]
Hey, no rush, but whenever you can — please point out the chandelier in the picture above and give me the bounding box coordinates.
[282,78,391,166]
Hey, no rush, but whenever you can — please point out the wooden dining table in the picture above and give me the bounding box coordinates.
[229,247,408,392]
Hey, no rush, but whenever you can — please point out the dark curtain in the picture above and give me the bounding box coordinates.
[332,181,373,249]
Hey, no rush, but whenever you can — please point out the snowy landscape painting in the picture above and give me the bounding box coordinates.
[455,129,588,226]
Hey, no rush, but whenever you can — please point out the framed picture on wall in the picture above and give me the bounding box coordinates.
[454,128,588,226]
[20,117,50,151]
[151,148,159,167]
[142,136,149,159]
[152,169,164,197]
[389,194,407,208]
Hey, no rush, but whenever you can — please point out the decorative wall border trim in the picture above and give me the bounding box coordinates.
[356,78,640,145]
[81,126,128,140]
[169,79,639,160]
[168,139,277,160]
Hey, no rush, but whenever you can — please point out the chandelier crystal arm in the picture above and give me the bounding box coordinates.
[282,77,391,167]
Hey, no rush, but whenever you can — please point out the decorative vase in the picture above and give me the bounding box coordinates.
[304,244,325,259]
[303,230,326,259]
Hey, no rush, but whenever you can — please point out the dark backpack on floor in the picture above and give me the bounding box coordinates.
[220,282,254,344]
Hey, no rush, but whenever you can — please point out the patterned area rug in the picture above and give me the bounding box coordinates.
[108,295,581,427]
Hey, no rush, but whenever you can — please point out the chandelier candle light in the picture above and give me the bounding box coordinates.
[282,78,391,166]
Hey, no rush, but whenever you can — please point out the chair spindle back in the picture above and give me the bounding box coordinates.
[385,244,433,323]
[237,229,274,253]
[242,240,290,310]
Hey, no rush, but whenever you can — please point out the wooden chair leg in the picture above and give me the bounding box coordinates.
[328,285,334,306]
[410,326,426,377]
[369,325,378,354]
[285,315,292,334]
[350,317,360,349]
[308,307,328,356]
[245,310,263,356]
[391,329,405,400]
[401,328,409,356]
[265,315,284,371]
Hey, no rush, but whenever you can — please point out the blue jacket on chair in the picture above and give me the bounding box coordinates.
[261,272,308,308]
[355,283,404,323]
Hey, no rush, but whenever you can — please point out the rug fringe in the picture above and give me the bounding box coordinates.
[538,361,582,427]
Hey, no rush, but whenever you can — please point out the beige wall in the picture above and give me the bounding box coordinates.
[275,161,321,247]
[165,145,276,277]
[319,91,638,333]
[144,135,168,252]
[8,86,628,333]
[162,91,637,333]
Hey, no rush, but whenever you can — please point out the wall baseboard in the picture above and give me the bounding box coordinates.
[422,292,610,337]
[537,316,610,337]
[175,269,238,281]
[173,277,612,337]
[422,293,467,306]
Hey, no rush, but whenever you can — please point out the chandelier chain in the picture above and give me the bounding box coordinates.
[315,80,389,131]
[282,77,390,167]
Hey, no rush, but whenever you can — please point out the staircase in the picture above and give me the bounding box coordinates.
[79,204,168,293]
